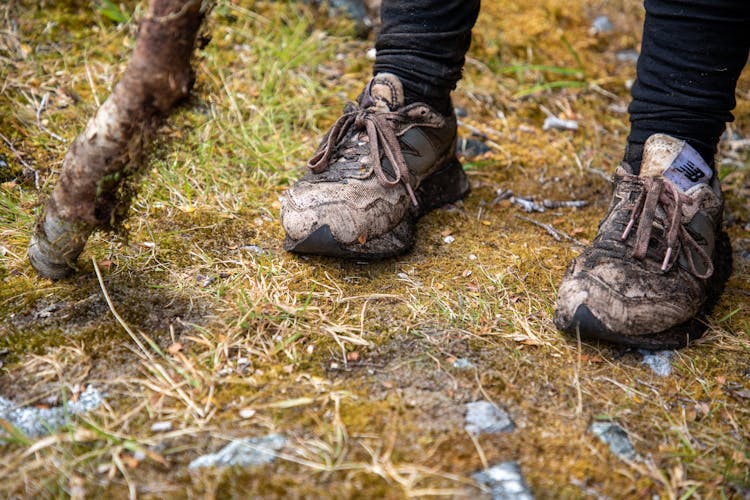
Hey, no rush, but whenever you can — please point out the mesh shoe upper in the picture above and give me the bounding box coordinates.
[281,73,457,247]
[555,134,724,338]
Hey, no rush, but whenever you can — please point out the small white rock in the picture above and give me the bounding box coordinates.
[591,15,614,33]
[639,349,673,377]
[188,434,286,469]
[465,400,515,435]
[452,358,474,369]
[239,408,256,419]
[543,116,579,131]
[443,235,455,244]
[366,48,377,60]
[474,462,533,500]
[150,421,173,432]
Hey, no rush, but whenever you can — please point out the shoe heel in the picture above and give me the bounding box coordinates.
[415,157,469,217]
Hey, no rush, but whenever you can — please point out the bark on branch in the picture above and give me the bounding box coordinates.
[29,0,206,279]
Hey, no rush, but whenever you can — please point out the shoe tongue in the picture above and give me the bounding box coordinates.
[639,134,712,192]
[366,73,405,112]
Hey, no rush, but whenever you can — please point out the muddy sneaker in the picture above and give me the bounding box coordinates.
[281,73,468,259]
[554,134,732,349]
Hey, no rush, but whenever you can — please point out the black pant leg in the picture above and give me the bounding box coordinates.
[627,0,750,171]
[373,0,480,111]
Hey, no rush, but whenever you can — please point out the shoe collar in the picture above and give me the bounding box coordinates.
[639,134,713,193]
[362,73,405,112]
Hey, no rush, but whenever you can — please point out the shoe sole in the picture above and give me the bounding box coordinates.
[284,157,470,259]
[557,230,733,350]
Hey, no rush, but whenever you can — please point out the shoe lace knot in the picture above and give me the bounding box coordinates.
[306,100,436,207]
[620,176,713,279]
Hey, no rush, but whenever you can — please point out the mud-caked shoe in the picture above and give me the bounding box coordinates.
[281,73,469,259]
[554,134,732,349]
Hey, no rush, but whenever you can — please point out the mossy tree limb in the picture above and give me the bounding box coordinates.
[28,0,206,279]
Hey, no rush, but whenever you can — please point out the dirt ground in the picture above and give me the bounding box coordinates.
[1,0,749,498]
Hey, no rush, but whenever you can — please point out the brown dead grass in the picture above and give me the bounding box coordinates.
[1,0,749,498]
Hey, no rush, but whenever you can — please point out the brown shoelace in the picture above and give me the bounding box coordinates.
[307,101,437,207]
[621,176,713,279]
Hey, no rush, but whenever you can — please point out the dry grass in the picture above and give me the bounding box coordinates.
[1,0,749,498]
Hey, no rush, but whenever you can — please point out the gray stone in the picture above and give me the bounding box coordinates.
[188,434,286,469]
[0,386,104,439]
[616,49,639,64]
[543,116,578,131]
[589,421,638,461]
[241,244,266,255]
[451,358,474,369]
[465,401,514,435]
[639,349,673,377]
[473,462,534,500]
[591,15,614,33]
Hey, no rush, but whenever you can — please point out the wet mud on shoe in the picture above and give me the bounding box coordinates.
[281,73,468,260]
[554,134,733,349]
[283,158,469,259]
[563,229,732,349]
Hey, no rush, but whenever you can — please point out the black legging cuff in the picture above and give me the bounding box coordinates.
[373,0,480,108]
[627,0,750,170]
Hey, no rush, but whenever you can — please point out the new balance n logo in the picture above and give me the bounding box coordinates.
[675,160,705,183]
